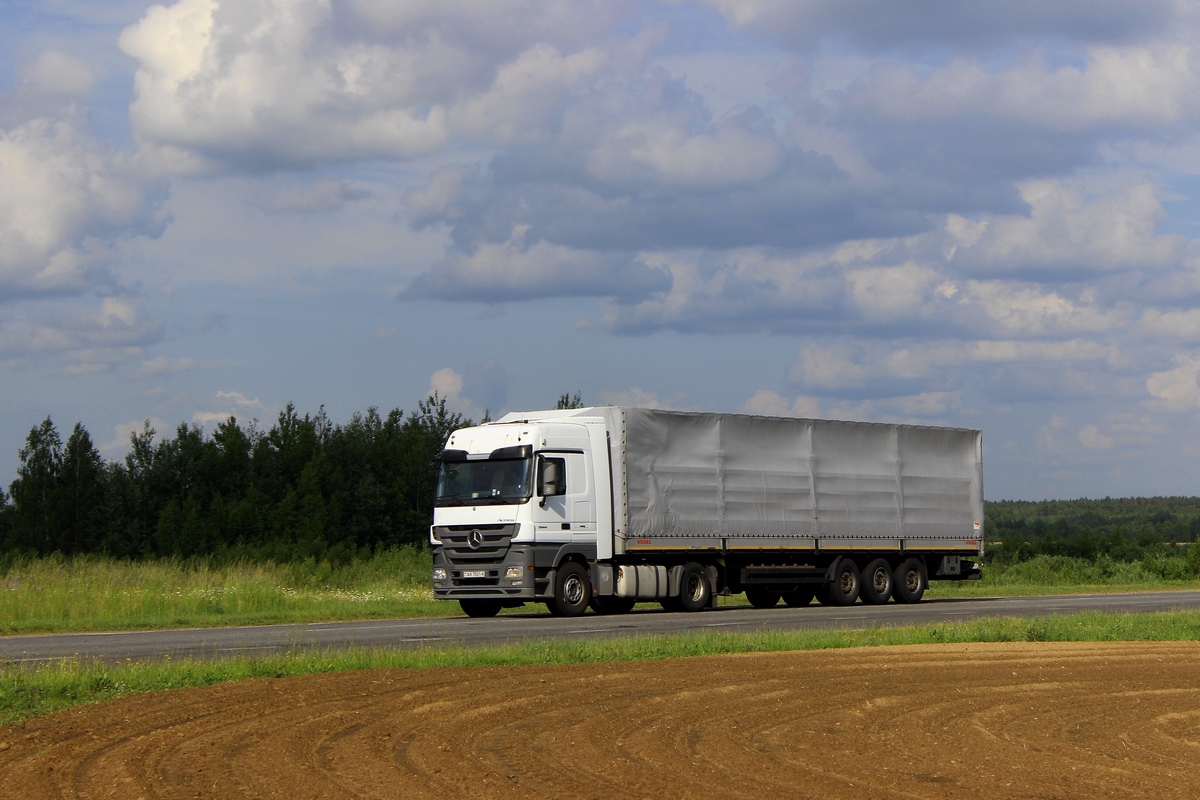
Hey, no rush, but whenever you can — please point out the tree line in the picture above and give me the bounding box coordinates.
[1,393,1196,567]
[985,496,1200,565]
[0,394,470,563]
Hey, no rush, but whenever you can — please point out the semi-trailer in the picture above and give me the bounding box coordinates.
[430,407,983,617]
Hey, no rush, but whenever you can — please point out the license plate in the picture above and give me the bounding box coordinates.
[463,570,486,579]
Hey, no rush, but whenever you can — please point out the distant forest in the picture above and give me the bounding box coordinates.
[985,497,1200,565]
[0,397,1197,566]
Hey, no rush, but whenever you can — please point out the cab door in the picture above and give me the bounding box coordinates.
[533,450,595,545]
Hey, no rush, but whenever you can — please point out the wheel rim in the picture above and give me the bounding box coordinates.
[563,575,584,605]
[871,567,889,593]
[903,567,921,593]
[685,574,704,602]
[839,568,857,595]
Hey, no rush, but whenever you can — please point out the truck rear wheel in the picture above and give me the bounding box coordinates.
[459,599,502,617]
[892,558,927,604]
[678,563,711,612]
[823,558,861,606]
[860,558,894,605]
[551,561,592,617]
[745,588,781,608]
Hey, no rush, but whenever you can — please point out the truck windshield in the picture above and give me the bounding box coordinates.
[435,456,533,506]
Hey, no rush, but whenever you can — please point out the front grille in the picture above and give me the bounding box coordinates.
[435,524,517,565]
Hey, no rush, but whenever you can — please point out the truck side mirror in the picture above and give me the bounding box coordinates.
[538,457,566,504]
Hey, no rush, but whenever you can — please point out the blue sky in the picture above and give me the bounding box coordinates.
[3,0,1200,500]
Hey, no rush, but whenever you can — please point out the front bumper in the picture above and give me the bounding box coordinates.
[432,545,540,600]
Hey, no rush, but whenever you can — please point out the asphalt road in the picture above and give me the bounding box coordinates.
[3,590,1200,665]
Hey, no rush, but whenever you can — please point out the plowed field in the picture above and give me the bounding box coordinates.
[2,642,1199,799]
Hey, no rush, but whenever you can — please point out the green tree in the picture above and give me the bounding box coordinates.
[8,417,64,553]
[60,423,107,554]
[556,391,584,409]
[0,487,12,551]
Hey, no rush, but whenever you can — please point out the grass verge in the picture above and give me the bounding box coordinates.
[0,548,440,635]
[4,551,1199,635]
[3,609,1199,728]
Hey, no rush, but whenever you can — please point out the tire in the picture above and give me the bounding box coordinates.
[892,558,927,604]
[551,561,592,617]
[591,594,637,615]
[459,599,502,618]
[824,558,861,606]
[782,586,816,607]
[678,563,711,612]
[860,558,894,605]
[745,588,781,608]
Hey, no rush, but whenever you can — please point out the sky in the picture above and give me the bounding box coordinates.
[2,0,1200,501]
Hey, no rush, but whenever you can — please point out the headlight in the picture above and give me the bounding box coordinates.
[504,567,523,579]
[432,568,447,581]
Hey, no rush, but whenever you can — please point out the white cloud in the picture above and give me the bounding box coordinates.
[1138,308,1200,342]
[26,51,95,97]
[848,262,941,318]
[430,367,464,400]
[946,180,1184,277]
[405,229,670,302]
[214,390,265,410]
[703,0,1176,51]
[953,281,1125,338]
[0,296,164,371]
[99,416,170,458]
[1078,423,1115,449]
[1145,352,1200,411]
[259,178,371,214]
[586,113,783,188]
[137,355,197,378]
[117,0,623,173]
[741,390,822,418]
[119,0,449,172]
[0,116,170,295]
[788,342,873,390]
[598,387,680,410]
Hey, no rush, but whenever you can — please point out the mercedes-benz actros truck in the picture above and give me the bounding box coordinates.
[430,407,983,617]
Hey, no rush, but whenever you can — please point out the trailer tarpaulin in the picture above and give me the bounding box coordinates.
[622,409,982,542]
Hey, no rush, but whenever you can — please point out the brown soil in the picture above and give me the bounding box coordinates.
[2,642,1199,799]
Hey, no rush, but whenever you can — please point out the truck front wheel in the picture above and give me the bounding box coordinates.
[551,562,592,617]
[678,563,711,612]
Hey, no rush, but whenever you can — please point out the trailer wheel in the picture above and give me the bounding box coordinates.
[678,563,711,612]
[591,595,636,615]
[860,559,894,605]
[824,558,861,606]
[782,587,816,607]
[459,599,502,618]
[550,561,592,616]
[892,558,927,604]
[745,588,781,608]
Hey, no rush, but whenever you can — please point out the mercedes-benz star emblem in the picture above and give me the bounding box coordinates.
[467,529,484,550]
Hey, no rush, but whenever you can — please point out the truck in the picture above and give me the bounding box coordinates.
[430,407,983,617]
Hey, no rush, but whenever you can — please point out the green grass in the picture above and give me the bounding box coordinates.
[2,551,1199,634]
[2,609,1199,728]
[0,547,440,635]
[928,553,1200,598]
